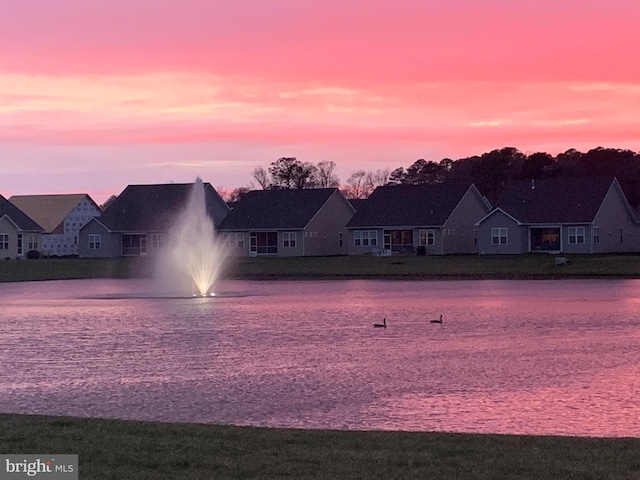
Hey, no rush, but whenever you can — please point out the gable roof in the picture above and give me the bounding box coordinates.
[217,188,341,230]
[348,198,369,212]
[346,183,477,228]
[0,194,43,231]
[495,177,617,224]
[97,182,228,232]
[9,194,99,233]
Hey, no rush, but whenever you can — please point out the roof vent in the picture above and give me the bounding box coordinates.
[531,179,535,190]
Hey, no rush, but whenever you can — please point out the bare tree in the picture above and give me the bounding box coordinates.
[342,170,368,199]
[365,168,391,191]
[226,187,251,202]
[251,166,271,189]
[314,160,340,188]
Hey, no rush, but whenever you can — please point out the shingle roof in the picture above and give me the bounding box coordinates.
[97,183,226,232]
[348,198,369,212]
[346,183,474,228]
[495,177,615,223]
[217,188,338,230]
[9,194,97,233]
[0,194,43,231]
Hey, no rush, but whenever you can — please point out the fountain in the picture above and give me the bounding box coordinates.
[154,178,228,297]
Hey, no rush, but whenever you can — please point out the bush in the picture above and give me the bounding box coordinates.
[26,250,40,260]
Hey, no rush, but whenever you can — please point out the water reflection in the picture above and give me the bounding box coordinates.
[1,278,640,437]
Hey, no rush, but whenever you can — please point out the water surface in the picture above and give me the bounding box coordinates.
[1,278,640,437]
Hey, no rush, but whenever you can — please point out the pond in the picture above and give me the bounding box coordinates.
[1,278,640,437]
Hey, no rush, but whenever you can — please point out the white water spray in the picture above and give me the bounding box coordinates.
[155,178,228,296]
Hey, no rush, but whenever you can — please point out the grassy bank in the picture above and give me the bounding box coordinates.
[1,414,639,479]
[2,254,640,283]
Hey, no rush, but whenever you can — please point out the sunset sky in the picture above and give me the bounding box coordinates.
[1,0,639,203]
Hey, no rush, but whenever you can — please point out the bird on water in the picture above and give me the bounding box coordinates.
[373,318,387,328]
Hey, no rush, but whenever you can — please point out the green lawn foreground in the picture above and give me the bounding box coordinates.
[1,414,639,480]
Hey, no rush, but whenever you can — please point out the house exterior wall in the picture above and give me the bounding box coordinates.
[477,211,528,254]
[413,227,443,255]
[558,224,592,254]
[219,231,249,256]
[348,227,384,255]
[42,233,77,257]
[42,197,102,256]
[0,217,42,259]
[78,220,122,258]
[442,187,492,254]
[204,185,231,228]
[592,185,640,253]
[277,230,304,257]
[303,191,353,256]
[0,216,20,259]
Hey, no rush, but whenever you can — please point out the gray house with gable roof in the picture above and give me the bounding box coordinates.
[217,188,355,256]
[0,194,44,259]
[346,183,491,255]
[79,182,230,257]
[476,177,640,254]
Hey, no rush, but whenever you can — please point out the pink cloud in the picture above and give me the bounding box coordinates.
[2,1,638,83]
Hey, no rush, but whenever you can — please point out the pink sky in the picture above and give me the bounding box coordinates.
[1,0,639,204]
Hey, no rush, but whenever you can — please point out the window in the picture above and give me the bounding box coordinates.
[568,227,585,244]
[419,229,435,246]
[283,232,297,248]
[384,229,412,252]
[17,234,22,255]
[250,232,277,254]
[620,228,624,243]
[27,234,38,251]
[223,233,244,248]
[88,234,101,249]
[593,227,600,244]
[0,234,8,250]
[354,230,378,247]
[491,227,508,245]
[150,233,165,249]
[122,234,147,256]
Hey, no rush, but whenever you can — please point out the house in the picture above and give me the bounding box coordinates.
[476,177,640,254]
[9,194,101,257]
[216,188,356,256]
[78,182,230,257]
[346,183,491,255]
[0,194,43,259]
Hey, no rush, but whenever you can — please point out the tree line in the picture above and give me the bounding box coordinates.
[231,147,640,207]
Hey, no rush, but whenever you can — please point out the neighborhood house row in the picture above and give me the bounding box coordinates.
[1,177,639,260]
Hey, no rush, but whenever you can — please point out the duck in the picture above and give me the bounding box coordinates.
[430,315,443,324]
[373,318,387,328]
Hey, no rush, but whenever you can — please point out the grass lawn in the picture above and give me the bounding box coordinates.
[3,253,639,283]
[1,414,640,479]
